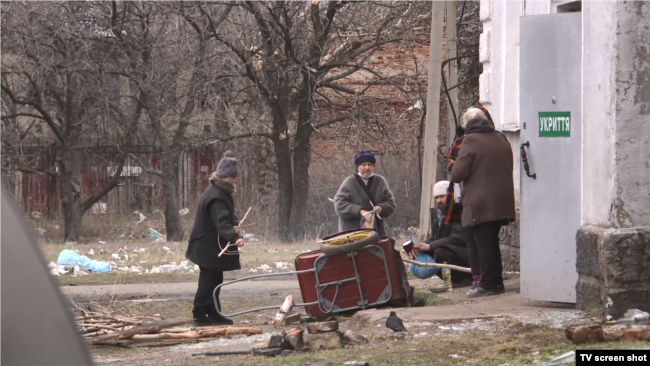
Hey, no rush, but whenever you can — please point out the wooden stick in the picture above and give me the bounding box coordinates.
[401,257,472,273]
[238,206,252,226]
[217,206,254,258]
[87,317,193,345]
[78,324,123,332]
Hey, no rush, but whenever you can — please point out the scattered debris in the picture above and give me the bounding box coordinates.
[286,328,305,350]
[137,213,147,224]
[545,351,575,365]
[275,262,293,269]
[309,330,344,350]
[268,331,292,349]
[624,329,650,341]
[258,264,273,273]
[625,309,649,322]
[88,249,95,256]
[149,228,162,239]
[179,208,190,216]
[343,330,369,344]
[65,241,77,246]
[111,253,120,260]
[36,228,47,236]
[56,249,111,274]
[31,211,42,219]
[603,325,627,341]
[92,202,107,214]
[162,246,174,254]
[565,324,604,344]
[307,321,339,334]
[283,312,301,326]
[147,262,198,274]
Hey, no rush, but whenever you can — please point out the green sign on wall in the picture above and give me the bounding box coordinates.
[538,111,571,137]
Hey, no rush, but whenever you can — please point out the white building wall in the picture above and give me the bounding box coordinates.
[581,1,617,227]
[480,0,650,227]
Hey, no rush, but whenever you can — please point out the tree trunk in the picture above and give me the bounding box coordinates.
[289,92,315,239]
[162,150,184,241]
[275,136,293,242]
[59,148,83,242]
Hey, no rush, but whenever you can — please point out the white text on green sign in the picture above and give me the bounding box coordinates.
[538,111,571,137]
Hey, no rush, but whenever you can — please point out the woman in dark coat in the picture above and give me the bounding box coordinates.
[334,149,396,237]
[186,151,245,326]
[451,107,516,298]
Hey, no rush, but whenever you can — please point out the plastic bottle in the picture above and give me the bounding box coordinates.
[442,262,453,291]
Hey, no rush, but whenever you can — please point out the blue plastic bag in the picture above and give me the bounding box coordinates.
[57,249,111,273]
[409,252,440,279]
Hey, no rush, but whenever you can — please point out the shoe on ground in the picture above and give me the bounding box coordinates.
[193,314,222,327]
[466,281,479,295]
[207,309,234,326]
[494,283,505,294]
[467,286,497,298]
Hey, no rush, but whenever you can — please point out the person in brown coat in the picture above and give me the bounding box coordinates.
[451,107,516,298]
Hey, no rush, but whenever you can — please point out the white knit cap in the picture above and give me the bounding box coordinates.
[433,181,450,197]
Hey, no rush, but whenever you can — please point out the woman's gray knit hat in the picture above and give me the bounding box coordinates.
[216,150,239,178]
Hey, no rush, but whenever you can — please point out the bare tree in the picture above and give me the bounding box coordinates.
[188,1,429,241]
[1,1,142,241]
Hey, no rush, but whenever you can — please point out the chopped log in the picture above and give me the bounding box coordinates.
[192,349,252,357]
[161,327,192,333]
[273,295,294,327]
[307,321,339,334]
[287,328,304,350]
[283,312,301,326]
[130,327,263,341]
[87,317,193,345]
[251,342,269,351]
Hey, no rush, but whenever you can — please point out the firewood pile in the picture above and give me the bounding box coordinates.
[76,313,262,347]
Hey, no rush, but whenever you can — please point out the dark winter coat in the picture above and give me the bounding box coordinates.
[334,174,396,236]
[450,119,516,227]
[186,184,241,272]
[424,207,468,262]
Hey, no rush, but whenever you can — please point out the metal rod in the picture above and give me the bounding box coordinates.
[349,252,366,310]
[212,270,316,318]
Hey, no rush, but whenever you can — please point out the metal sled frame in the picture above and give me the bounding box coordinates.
[212,244,394,319]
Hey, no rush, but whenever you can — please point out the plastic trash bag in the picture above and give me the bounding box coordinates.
[57,249,111,273]
[409,252,440,279]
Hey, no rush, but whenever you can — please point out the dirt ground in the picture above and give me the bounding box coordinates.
[69,275,648,366]
[47,238,647,365]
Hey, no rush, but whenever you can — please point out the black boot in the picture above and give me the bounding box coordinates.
[192,308,219,327]
[207,306,234,326]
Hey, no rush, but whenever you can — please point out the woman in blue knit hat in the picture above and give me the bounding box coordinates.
[333,149,396,237]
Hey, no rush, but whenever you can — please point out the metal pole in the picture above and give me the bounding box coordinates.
[418,0,445,238]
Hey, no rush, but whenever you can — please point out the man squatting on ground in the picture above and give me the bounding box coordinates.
[411,180,473,288]
[186,151,245,326]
